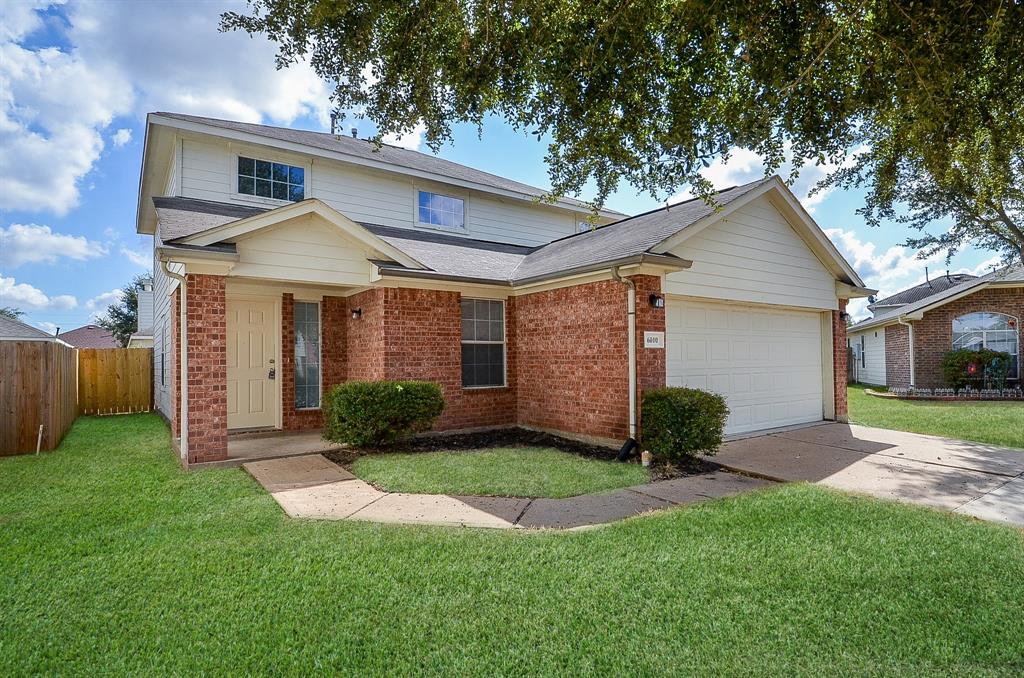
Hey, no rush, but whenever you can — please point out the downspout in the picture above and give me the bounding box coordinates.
[897,316,915,387]
[611,267,638,460]
[162,260,188,460]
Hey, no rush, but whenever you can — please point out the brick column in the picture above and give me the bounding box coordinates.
[632,275,666,438]
[185,274,228,463]
[832,299,849,422]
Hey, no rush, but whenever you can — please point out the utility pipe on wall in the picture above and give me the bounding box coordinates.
[611,267,638,458]
[161,260,188,460]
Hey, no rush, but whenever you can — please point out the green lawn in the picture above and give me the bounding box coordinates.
[2,415,1023,675]
[352,447,649,498]
[848,386,1024,449]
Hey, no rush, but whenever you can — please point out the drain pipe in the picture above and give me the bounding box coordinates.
[162,260,188,460]
[611,267,638,460]
[897,316,915,387]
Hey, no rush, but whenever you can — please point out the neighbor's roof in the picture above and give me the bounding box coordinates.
[58,325,119,349]
[868,273,977,310]
[151,112,624,216]
[0,315,56,341]
[849,265,1024,332]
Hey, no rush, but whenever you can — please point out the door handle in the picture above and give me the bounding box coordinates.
[268,368,276,380]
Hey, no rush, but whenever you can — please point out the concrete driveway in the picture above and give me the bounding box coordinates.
[713,423,1024,527]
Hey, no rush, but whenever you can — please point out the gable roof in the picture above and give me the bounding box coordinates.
[58,325,119,348]
[849,265,1024,332]
[868,273,977,310]
[0,315,56,341]
[149,112,625,218]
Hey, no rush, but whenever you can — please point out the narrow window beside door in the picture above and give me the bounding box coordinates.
[294,301,321,409]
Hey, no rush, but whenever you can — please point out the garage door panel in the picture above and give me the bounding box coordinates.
[666,298,824,435]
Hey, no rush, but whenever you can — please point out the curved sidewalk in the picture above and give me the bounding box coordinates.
[243,454,773,529]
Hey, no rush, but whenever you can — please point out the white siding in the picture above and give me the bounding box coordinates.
[151,238,179,422]
[177,135,578,247]
[849,328,887,386]
[663,195,838,310]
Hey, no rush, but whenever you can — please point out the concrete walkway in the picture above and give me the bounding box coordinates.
[714,423,1024,528]
[244,455,773,529]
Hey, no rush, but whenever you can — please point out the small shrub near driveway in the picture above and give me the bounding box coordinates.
[323,380,444,448]
[941,348,1013,390]
[641,387,729,461]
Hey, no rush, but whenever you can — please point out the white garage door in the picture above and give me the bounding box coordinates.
[665,298,825,435]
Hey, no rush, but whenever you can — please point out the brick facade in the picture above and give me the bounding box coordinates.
[183,274,227,464]
[832,299,848,421]
[882,287,1023,388]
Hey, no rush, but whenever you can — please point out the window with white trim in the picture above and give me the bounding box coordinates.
[417,190,465,231]
[294,302,321,408]
[237,156,305,202]
[952,312,1019,378]
[461,299,505,387]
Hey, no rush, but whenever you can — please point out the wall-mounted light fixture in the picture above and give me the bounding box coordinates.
[648,293,665,309]
[839,311,851,321]
[351,307,362,319]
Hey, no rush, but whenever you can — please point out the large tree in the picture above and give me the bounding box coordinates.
[96,274,153,347]
[0,307,24,320]
[223,0,1023,262]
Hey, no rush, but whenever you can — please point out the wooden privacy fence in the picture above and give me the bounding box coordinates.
[78,348,153,416]
[0,341,78,456]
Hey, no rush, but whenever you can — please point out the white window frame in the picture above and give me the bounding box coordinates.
[231,151,310,207]
[460,298,507,389]
[294,300,323,410]
[952,311,1019,379]
[414,184,469,233]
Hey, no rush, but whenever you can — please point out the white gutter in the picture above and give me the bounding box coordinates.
[161,260,188,460]
[897,316,915,387]
[611,267,637,440]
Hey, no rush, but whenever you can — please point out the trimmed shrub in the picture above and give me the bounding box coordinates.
[323,381,445,448]
[941,348,1012,391]
[641,387,729,461]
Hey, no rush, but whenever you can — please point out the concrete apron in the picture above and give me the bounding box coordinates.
[712,423,1024,528]
[244,455,773,530]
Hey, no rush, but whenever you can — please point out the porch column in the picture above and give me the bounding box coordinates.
[185,273,228,463]
[632,274,666,439]
[832,299,849,422]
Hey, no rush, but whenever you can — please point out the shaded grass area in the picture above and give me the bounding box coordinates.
[2,414,1023,675]
[848,386,1024,449]
[352,446,650,498]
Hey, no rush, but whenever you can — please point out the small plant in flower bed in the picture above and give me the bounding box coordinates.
[641,387,729,462]
[941,348,1012,391]
[323,380,445,448]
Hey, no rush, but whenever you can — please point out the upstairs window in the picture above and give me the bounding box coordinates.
[461,299,505,388]
[952,312,1019,378]
[418,190,464,231]
[237,156,304,202]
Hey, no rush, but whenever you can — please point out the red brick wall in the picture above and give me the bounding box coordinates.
[346,288,386,381]
[184,274,227,463]
[280,294,349,431]
[514,279,631,441]
[885,323,911,388]
[912,286,1023,388]
[832,299,848,420]
[633,275,667,433]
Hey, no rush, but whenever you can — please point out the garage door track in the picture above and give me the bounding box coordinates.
[713,423,1024,527]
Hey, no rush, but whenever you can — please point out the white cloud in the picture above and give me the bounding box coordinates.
[1,0,332,215]
[382,122,427,151]
[85,287,122,311]
[120,247,150,269]
[112,128,132,147]
[0,274,76,310]
[0,223,108,267]
[33,320,59,334]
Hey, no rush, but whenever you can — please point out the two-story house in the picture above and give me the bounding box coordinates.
[138,112,870,467]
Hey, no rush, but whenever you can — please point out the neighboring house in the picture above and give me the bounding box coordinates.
[0,316,60,342]
[128,283,155,348]
[848,268,1023,388]
[58,325,119,349]
[137,112,871,466]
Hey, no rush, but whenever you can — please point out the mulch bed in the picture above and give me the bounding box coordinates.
[324,426,718,481]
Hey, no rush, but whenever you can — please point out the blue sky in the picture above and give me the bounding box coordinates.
[0,1,1001,333]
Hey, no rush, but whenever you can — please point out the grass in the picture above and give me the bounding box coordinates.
[848,386,1024,449]
[2,415,1023,675]
[352,446,650,498]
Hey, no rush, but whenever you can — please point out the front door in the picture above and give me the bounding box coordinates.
[226,299,278,430]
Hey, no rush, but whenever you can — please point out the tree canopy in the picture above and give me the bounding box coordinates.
[96,274,152,347]
[222,0,1024,262]
[0,307,24,320]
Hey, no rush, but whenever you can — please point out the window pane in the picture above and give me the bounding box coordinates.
[418,191,431,209]
[255,179,272,197]
[238,175,255,195]
[294,302,320,408]
[288,184,304,202]
[238,156,255,176]
[272,181,288,200]
[289,166,304,185]
[255,160,272,179]
[272,163,289,182]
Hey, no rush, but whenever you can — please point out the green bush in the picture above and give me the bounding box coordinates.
[941,348,1012,390]
[323,381,445,448]
[641,387,729,461]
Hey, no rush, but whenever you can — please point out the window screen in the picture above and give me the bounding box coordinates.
[461,299,505,387]
[294,302,321,408]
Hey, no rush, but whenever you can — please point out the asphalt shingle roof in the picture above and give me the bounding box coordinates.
[154,197,265,242]
[869,274,977,309]
[58,325,119,349]
[0,315,55,340]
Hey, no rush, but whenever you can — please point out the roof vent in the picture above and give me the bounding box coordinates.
[350,127,358,138]
[330,112,339,137]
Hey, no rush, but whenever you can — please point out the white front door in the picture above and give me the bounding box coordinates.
[665,297,825,435]
[226,299,278,430]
